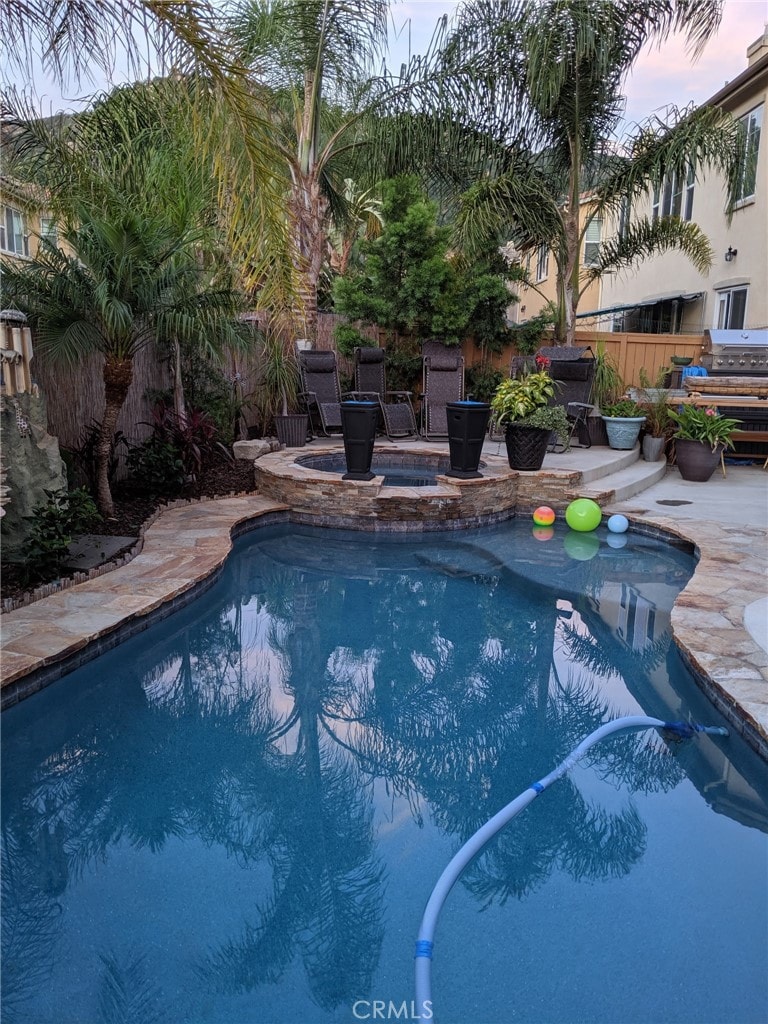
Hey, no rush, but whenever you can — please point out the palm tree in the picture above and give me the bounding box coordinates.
[2,1,296,312]
[225,0,389,342]
[1,213,246,516]
[384,0,742,345]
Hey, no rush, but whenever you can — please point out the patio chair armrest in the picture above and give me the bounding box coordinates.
[384,390,413,400]
[298,389,319,405]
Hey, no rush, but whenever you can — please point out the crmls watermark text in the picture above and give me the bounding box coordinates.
[352,999,433,1020]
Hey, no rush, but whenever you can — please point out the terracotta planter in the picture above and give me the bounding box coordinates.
[504,424,551,470]
[674,438,723,482]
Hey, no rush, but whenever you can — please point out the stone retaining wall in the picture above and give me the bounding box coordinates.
[253,446,597,527]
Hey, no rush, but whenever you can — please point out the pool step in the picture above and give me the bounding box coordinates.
[576,457,668,504]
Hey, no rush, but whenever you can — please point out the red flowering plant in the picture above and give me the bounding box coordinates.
[534,354,551,371]
[668,405,741,450]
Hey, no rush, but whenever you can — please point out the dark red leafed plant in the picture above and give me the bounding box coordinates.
[149,402,233,478]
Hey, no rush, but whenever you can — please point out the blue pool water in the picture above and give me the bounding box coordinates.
[2,521,767,1024]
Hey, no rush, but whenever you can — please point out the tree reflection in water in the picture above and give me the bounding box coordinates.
[1,523,734,1022]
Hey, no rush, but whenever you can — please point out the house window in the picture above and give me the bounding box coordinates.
[0,205,30,257]
[39,215,58,247]
[735,103,763,204]
[618,583,657,651]
[684,165,695,220]
[583,218,602,266]
[715,286,748,330]
[535,243,549,282]
[618,197,631,241]
[652,168,694,222]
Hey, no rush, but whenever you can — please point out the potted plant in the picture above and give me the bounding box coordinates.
[587,341,624,446]
[668,404,741,481]
[490,371,569,470]
[601,398,646,450]
[259,330,307,447]
[635,367,672,462]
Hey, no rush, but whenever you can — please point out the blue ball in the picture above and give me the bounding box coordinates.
[607,514,629,534]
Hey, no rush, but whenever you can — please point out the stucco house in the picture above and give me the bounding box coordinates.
[589,29,767,334]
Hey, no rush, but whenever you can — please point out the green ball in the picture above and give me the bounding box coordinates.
[565,498,602,533]
[564,532,600,561]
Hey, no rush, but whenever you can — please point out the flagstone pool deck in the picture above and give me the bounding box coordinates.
[1,440,766,759]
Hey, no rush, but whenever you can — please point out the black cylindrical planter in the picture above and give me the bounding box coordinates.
[341,401,379,480]
[446,401,491,478]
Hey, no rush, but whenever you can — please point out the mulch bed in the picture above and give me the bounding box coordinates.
[1,459,257,606]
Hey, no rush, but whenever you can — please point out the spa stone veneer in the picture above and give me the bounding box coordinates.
[253,446,587,528]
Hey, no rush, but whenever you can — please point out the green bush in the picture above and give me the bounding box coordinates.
[508,311,555,355]
[465,365,505,404]
[332,176,510,350]
[385,350,422,394]
[22,488,101,583]
[126,437,186,496]
[602,399,645,418]
[334,323,372,359]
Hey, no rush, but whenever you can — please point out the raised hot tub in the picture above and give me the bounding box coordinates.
[296,451,456,486]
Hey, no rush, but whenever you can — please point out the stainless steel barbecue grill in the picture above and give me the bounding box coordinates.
[697,329,768,456]
[703,329,768,375]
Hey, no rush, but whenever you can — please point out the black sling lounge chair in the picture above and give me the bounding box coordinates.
[298,350,345,436]
[421,340,465,439]
[353,347,419,439]
[537,345,596,449]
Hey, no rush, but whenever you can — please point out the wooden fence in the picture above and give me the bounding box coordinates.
[461,331,706,387]
[31,318,706,469]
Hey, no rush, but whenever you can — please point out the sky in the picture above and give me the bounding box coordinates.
[388,0,768,129]
[5,0,768,131]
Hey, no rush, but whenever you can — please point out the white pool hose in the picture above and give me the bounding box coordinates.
[414,715,729,1021]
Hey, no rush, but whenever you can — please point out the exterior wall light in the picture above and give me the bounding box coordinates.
[725,246,738,262]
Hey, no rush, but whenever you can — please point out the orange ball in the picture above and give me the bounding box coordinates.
[532,526,555,542]
[532,505,556,527]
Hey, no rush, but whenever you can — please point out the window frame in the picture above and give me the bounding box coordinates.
[714,285,748,330]
[583,217,602,267]
[535,243,549,282]
[734,103,763,205]
[617,197,631,241]
[39,214,58,248]
[1,205,30,257]
[652,167,695,223]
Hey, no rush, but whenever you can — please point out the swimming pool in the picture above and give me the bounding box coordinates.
[2,520,767,1023]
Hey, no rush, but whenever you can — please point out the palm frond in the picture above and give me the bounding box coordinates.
[453,166,563,260]
[585,215,713,287]
[98,948,168,1024]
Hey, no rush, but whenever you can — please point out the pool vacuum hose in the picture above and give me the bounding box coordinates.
[413,715,728,1021]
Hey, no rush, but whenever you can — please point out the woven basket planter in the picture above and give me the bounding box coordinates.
[504,424,551,470]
